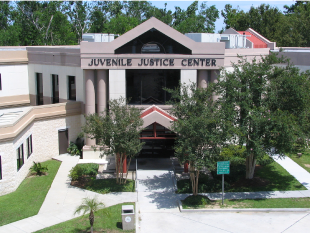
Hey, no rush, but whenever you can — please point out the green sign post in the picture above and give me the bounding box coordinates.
[217,161,230,205]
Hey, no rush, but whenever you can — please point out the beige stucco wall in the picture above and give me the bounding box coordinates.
[0,114,82,196]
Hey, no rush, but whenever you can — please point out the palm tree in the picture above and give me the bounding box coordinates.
[74,197,105,233]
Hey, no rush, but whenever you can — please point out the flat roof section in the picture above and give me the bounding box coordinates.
[0,107,32,127]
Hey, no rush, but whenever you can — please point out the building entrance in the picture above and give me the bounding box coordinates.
[139,122,176,158]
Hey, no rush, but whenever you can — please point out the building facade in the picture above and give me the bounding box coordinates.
[0,17,308,196]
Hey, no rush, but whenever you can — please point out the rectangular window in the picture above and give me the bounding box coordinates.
[68,76,76,101]
[0,156,2,180]
[17,144,24,171]
[126,69,180,105]
[27,135,33,158]
[52,74,59,103]
[36,73,43,105]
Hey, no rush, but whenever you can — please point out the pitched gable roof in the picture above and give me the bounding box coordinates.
[140,105,176,129]
[111,17,195,52]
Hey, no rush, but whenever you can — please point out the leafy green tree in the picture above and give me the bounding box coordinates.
[284,1,308,14]
[82,97,144,184]
[166,83,225,195]
[11,1,75,45]
[74,197,105,233]
[124,1,153,23]
[146,3,173,26]
[106,15,140,35]
[173,1,219,33]
[220,4,247,32]
[64,1,91,43]
[216,54,310,179]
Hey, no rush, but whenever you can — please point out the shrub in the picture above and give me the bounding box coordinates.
[69,163,99,181]
[183,195,211,207]
[67,142,81,156]
[219,145,246,166]
[30,162,48,176]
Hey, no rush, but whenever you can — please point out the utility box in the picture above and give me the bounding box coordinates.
[122,205,135,230]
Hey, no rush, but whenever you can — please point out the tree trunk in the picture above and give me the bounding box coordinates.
[246,154,256,179]
[124,156,132,184]
[89,211,94,233]
[189,161,199,195]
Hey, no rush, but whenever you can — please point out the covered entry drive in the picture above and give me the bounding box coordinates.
[139,122,176,158]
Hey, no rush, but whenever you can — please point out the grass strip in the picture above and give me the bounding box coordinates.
[0,160,61,226]
[34,202,135,233]
[73,178,135,194]
[182,196,310,209]
[290,151,310,173]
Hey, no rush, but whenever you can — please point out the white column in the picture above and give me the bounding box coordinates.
[180,70,197,86]
[109,70,126,101]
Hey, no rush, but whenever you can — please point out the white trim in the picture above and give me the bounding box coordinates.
[14,141,24,150]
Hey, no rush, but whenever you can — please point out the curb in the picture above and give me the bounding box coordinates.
[177,200,310,213]
[135,201,140,233]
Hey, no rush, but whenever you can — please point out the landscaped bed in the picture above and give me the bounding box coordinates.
[181,195,310,209]
[34,202,135,233]
[0,160,61,226]
[177,160,306,194]
[69,163,135,194]
[71,177,135,194]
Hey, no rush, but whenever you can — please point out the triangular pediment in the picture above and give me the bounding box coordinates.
[140,105,176,129]
[111,17,196,54]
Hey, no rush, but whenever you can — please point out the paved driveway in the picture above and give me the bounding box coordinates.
[139,211,310,233]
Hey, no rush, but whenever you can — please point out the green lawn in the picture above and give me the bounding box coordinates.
[290,150,310,173]
[182,195,310,209]
[0,160,61,226]
[80,178,135,194]
[34,203,135,233]
[177,161,306,194]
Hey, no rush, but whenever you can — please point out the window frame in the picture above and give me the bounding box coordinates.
[0,155,2,180]
[0,73,2,90]
[52,74,59,104]
[17,144,24,171]
[27,135,33,158]
[36,73,43,105]
[68,76,76,101]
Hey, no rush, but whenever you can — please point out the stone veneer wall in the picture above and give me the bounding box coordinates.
[0,114,82,196]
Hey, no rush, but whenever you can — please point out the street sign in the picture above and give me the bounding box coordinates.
[217,161,230,205]
[217,161,230,175]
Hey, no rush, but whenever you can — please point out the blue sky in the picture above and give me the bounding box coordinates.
[150,1,295,32]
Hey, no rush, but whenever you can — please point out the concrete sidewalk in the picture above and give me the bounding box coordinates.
[136,158,179,213]
[0,154,137,233]
[272,155,310,190]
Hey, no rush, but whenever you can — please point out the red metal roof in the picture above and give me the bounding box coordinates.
[238,31,267,48]
[140,106,176,121]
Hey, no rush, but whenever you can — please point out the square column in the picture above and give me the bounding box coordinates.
[109,70,126,101]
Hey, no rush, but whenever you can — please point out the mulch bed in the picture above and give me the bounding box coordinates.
[231,177,270,189]
[229,165,270,189]
[70,176,93,189]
